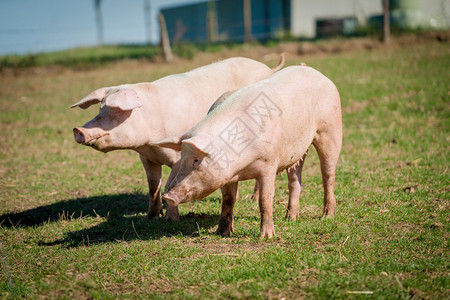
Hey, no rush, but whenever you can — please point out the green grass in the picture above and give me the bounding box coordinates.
[0,44,161,69]
[0,38,449,299]
[0,42,244,69]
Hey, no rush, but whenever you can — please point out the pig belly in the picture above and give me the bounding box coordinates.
[277,102,317,172]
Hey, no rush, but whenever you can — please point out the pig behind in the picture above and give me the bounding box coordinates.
[71,56,285,220]
[154,65,342,238]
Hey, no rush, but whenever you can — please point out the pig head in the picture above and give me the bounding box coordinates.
[152,134,232,207]
[72,87,148,152]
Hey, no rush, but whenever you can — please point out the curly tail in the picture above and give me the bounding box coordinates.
[271,52,286,72]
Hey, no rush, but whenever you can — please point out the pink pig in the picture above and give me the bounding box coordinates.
[71,56,284,220]
[153,65,342,238]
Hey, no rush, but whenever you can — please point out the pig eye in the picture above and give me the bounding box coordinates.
[192,159,200,167]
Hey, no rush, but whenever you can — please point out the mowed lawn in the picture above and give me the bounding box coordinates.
[0,38,448,299]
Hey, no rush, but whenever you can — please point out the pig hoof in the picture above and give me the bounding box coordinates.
[147,210,163,219]
[165,214,180,222]
[285,212,299,221]
[165,206,180,221]
[259,226,275,239]
[215,219,234,236]
[214,228,231,237]
[215,225,233,237]
[321,209,336,219]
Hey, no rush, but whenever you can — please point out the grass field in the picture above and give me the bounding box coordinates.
[0,36,449,299]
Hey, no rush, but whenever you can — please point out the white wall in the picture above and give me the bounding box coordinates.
[290,0,449,38]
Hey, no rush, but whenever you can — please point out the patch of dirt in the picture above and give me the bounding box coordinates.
[389,221,420,232]
[196,240,267,256]
[429,221,443,229]
[103,276,173,296]
[403,184,419,193]
[342,99,370,114]
[431,197,450,211]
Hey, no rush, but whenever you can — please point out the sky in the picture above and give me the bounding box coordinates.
[0,0,206,55]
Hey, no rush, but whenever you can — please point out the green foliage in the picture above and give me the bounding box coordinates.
[0,39,448,298]
[173,42,243,60]
[0,45,160,70]
[172,43,198,60]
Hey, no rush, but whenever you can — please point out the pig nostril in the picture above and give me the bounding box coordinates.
[73,128,85,143]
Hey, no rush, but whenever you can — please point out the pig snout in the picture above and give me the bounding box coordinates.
[73,128,87,144]
[73,127,109,146]
[162,191,181,207]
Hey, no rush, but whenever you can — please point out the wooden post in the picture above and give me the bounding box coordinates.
[144,0,152,44]
[207,1,218,42]
[94,0,104,46]
[158,13,173,63]
[383,0,390,44]
[243,0,252,42]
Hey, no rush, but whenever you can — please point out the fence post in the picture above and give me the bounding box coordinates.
[94,0,104,46]
[158,13,173,62]
[243,0,252,42]
[207,1,218,42]
[144,0,152,45]
[383,0,390,44]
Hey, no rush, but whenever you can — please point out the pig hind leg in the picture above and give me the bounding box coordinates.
[312,129,342,217]
[215,182,239,236]
[140,155,163,219]
[286,156,306,220]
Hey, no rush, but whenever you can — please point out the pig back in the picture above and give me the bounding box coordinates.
[265,66,341,166]
[151,58,274,136]
[199,65,340,170]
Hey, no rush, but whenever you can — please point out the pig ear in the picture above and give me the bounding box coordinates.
[151,136,182,151]
[70,87,108,109]
[105,89,142,111]
[181,135,212,156]
[207,90,233,114]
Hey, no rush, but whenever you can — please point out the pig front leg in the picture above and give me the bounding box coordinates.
[258,175,276,238]
[215,182,239,236]
[163,162,180,221]
[140,155,163,218]
[250,180,259,202]
[165,203,180,221]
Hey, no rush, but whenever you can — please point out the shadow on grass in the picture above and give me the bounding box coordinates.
[0,192,220,247]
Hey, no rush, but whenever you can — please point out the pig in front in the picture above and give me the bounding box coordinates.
[153,65,342,238]
[71,56,285,220]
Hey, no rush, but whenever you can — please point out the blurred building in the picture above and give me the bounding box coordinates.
[291,0,381,38]
[161,0,449,43]
[162,0,290,43]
